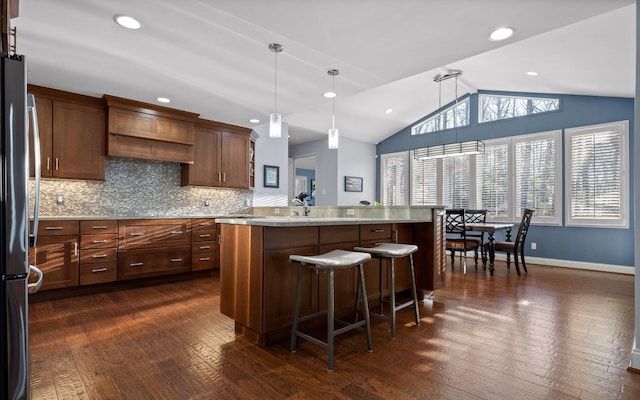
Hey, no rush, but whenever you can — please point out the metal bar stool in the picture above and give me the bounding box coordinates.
[289,249,373,372]
[353,243,420,339]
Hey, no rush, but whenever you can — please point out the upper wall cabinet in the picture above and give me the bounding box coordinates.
[181,119,253,189]
[28,85,106,181]
[104,95,198,164]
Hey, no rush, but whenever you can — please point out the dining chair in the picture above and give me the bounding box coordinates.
[464,209,487,266]
[445,208,482,274]
[484,208,534,275]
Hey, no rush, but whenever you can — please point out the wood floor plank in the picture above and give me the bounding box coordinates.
[28,263,640,399]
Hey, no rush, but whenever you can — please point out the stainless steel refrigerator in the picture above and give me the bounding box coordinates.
[1,53,42,400]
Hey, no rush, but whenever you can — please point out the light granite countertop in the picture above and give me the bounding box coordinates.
[215,216,432,227]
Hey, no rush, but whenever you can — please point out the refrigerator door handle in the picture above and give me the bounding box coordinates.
[27,94,41,247]
[28,265,43,293]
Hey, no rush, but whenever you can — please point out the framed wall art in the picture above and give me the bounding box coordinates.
[344,176,363,192]
[264,165,280,188]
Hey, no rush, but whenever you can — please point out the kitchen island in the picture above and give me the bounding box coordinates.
[216,206,446,345]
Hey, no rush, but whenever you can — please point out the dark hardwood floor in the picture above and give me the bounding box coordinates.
[29,262,640,399]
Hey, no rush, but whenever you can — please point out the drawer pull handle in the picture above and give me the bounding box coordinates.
[199,257,210,261]
[92,254,108,258]
[45,226,64,230]
[91,268,108,273]
[171,258,183,263]
[199,234,211,238]
[130,233,144,237]
[92,239,108,244]
[130,262,144,267]
[373,229,385,233]
[199,245,211,250]
[170,231,183,235]
[92,225,108,229]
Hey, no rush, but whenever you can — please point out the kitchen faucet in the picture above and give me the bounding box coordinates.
[292,192,310,216]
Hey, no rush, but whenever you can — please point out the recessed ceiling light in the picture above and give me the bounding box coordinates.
[249,118,260,124]
[114,14,142,30]
[489,27,514,41]
[156,97,171,103]
[385,108,393,114]
[323,91,337,98]
[526,71,538,76]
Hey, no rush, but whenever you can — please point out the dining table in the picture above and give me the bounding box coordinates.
[465,222,514,275]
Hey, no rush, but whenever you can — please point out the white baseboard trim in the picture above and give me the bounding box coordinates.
[461,252,635,275]
[630,347,640,370]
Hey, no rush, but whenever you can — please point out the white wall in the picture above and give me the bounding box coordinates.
[337,137,376,206]
[630,0,640,371]
[290,136,376,206]
[253,122,289,206]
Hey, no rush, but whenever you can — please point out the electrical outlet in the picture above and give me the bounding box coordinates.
[56,194,64,204]
[204,199,211,207]
[274,208,280,214]
[346,208,355,216]
[531,242,537,250]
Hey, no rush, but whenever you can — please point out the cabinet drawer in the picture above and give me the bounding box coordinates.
[81,234,117,249]
[192,218,216,230]
[319,225,359,245]
[360,224,393,242]
[80,262,117,285]
[117,246,191,280]
[264,227,318,249]
[192,252,216,271]
[192,241,216,253]
[118,219,191,249]
[80,220,117,234]
[80,248,117,264]
[192,229,216,243]
[35,220,79,236]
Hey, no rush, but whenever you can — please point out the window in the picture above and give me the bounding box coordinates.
[478,140,510,220]
[410,154,438,205]
[381,152,409,205]
[565,121,629,228]
[406,130,561,224]
[513,131,562,224]
[479,94,560,123]
[411,97,470,135]
[442,155,473,208]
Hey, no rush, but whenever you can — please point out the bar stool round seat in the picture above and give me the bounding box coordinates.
[353,243,421,339]
[289,249,373,372]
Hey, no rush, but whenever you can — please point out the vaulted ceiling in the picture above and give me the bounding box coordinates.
[13,0,635,145]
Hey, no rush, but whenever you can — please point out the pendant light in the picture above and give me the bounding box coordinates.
[268,43,283,138]
[415,70,484,159]
[327,69,340,149]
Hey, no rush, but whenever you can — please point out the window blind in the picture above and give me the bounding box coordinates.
[443,155,470,208]
[478,143,510,219]
[410,155,438,205]
[570,131,620,218]
[514,135,557,220]
[381,152,408,205]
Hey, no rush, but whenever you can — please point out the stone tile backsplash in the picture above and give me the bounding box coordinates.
[30,158,252,217]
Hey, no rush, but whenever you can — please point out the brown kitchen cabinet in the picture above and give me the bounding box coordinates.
[104,95,197,164]
[191,218,217,271]
[181,119,252,189]
[29,220,79,291]
[218,214,446,346]
[79,220,118,285]
[28,86,106,180]
[117,219,192,280]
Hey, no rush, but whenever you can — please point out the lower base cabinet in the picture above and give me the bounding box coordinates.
[117,247,192,280]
